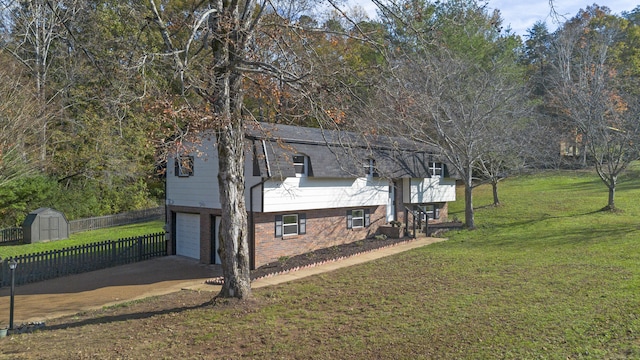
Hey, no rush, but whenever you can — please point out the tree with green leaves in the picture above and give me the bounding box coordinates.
[0,0,165,220]
[0,53,40,189]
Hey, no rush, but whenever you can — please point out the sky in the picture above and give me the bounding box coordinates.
[349,1,640,36]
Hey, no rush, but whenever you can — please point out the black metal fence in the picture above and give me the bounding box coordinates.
[0,232,167,287]
[0,227,23,243]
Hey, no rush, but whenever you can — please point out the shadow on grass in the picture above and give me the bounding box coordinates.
[42,298,215,332]
[617,170,640,191]
[446,208,640,250]
[458,225,640,254]
[0,240,22,247]
[481,207,604,230]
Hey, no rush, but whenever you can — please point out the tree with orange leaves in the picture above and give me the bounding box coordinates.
[148,0,385,299]
[546,5,640,211]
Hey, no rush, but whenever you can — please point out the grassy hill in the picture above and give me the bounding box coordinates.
[1,169,639,358]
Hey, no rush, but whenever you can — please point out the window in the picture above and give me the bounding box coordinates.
[293,155,308,177]
[352,209,364,228]
[283,214,298,235]
[416,204,440,221]
[428,162,443,177]
[275,214,306,237]
[347,209,370,229]
[175,156,194,177]
[363,158,377,177]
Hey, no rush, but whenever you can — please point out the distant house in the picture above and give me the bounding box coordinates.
[165,122,457,268]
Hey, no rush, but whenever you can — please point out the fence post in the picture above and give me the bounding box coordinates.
[111,240,116,266]
[138,236,143,262]
[0,258,4,288]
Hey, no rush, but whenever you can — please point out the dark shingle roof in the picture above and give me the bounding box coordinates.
[246,122,453,179]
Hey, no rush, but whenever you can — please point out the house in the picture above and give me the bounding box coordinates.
[165,122,457,269]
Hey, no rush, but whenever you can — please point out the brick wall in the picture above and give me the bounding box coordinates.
[168,201,449,268]
[253,205,387,268]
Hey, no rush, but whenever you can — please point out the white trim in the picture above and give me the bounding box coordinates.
[282,214,299,236]
[293,155,308,177]
[352,209,365,228]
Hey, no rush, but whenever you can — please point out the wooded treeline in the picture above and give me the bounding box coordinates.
[1,1,639,284]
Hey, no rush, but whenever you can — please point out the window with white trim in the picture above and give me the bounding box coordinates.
[352,209,364,228]
[293,155,308,177]
[275,214,306,237]
[363,158,377,177]
[428,162,443,177]
[175,156,194,177]
[347,209,370,229]
[416,204,440,221]
[283,214,298,235]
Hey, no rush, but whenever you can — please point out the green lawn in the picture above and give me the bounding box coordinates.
[0,220,164,259]
[228,169,640,358]
[214,168,640,358]
[2,169,640,358]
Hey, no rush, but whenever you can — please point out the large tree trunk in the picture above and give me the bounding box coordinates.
[217,121,251,299]
[149,0,259,299]
[215,62,251,299]
[214,49,252,299]
[210,2,255,299]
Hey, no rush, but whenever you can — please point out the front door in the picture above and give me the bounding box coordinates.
[387,183,395,222]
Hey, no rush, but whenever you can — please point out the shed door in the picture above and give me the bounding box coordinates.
[40,216,60,241]
[176,213,200,260]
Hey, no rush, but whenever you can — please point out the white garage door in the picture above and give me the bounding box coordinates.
[176,213,200,260]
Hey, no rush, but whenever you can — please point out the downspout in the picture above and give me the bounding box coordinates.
[164,158,172,255]
[249,139,272,270]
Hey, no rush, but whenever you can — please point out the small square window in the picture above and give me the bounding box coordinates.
[176,156,194,177]
[428,162,442,177]
[276,214,306,237]
[347,209,370,229]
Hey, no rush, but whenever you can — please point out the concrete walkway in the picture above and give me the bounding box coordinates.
[0,237,444,324]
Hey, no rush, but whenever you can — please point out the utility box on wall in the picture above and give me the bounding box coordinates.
[22,208,70,244]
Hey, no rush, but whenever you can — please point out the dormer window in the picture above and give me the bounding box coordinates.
[364,158,377,177]
[293,155,308,177]
[428,162,442,177]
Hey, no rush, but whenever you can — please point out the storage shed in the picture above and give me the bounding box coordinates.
[22,208,70,243]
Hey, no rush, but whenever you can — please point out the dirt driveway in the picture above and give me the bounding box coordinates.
[0,256,222,324]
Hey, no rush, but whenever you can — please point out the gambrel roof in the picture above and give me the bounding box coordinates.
[245,122,454,180]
